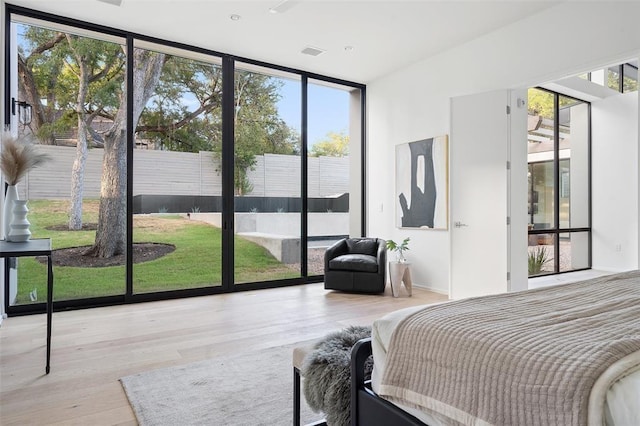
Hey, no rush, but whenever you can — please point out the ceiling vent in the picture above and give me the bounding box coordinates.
[269,0,297,14]
[97,0,123,6]
[301,46,325,57]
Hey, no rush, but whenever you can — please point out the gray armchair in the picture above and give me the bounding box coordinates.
[324,237,387,293]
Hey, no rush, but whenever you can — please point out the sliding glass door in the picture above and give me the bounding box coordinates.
[132,42,223,294]
[4,5,365,313]
[7,18,128,307]
[233,63,302,285]
[307,80,362,276]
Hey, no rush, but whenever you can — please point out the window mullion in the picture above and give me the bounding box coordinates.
[553,93,560,273]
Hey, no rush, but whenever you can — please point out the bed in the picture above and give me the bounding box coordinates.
[351,270,640,426]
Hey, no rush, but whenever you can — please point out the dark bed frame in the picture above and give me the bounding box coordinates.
[350,338,428,426]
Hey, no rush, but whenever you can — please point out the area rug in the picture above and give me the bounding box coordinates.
[121,342,323,426]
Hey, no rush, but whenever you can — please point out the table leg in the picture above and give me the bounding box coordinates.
[46,254,53,374]
[402,267,413,296]
[390,263,405,297]
[293,367,301,425]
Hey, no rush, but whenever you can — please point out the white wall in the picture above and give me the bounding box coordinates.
[592,91,639,271]
[509,90,529,292]
[368,2,640,295]
[368,82,451,293]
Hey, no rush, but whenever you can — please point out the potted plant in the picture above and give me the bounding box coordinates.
[528,246,550,276]
[386,237,410,263]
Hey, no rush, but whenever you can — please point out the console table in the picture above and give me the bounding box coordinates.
[1,238,53,374]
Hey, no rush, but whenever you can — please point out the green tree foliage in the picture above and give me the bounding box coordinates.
[18,22,302,251]
[17,26,124,145]
[137,56,222,152]
[528,88,583,119]
[17,26,66,143]
[232,70,299,194]
[19,25,299,165]
[136,60,300,194]
[527,88,554,119]
[309,130,349,157]
[18,26,126,231]
[623,75,639,92]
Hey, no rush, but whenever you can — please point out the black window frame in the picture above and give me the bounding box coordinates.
[585,61,639,93]
[3,4,367,315]
[527,87,592,277]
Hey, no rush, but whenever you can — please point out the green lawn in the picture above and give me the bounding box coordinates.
[14,200,298,304]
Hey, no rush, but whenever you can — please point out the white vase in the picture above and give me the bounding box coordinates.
[8,199,31,242]
[3,184,19,241]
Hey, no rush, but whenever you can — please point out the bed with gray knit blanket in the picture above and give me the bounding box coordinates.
[354,270,640,426]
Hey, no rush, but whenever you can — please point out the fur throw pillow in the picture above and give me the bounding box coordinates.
[302,325,373,426]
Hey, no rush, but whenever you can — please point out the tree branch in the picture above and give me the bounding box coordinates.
[135,95,221,133]
[27,32,66,59]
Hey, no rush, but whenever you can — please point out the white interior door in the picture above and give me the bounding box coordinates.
[450,90,510,299]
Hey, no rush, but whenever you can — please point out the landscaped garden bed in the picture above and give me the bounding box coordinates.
[13,200,299,304]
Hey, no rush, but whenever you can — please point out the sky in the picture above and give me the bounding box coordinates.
[277,79,350,147]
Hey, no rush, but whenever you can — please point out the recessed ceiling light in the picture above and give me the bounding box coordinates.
[301,46,325,57]
[230,14,241,21]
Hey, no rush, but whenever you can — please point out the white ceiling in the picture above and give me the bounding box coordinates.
[8,0,561,83]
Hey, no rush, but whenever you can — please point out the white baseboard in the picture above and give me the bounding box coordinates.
[412,282,449,295]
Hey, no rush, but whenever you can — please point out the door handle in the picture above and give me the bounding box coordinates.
[454,221,468,228]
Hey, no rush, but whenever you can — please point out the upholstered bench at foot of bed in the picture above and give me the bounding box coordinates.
[293,343,327,426]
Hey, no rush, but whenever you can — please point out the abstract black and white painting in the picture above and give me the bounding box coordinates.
[396,135,448,229]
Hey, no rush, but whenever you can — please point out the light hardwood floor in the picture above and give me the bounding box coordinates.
[0,283,447,425]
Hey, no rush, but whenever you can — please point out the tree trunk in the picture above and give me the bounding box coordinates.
[17,55,54,144]
[85,49,165,258]
[85,124,127,257]
[69,61,90,231]
[16,32,66,144]
[69,121,88,230]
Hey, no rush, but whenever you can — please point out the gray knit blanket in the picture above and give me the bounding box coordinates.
[302,325,372,426]
[378,270,640,426]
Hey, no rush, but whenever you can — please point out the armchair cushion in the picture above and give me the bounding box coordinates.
[329,254,379,273]
[345,238,378,256]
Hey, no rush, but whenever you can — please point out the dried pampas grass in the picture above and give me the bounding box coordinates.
[0,133,51,186]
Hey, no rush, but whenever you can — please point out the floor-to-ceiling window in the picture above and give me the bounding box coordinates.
[233,62,302,285]
[307,79,361,275]
[527,88,591,276]
[7,17,128,309]
[3,6,365,314]
[132,42,224,294]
